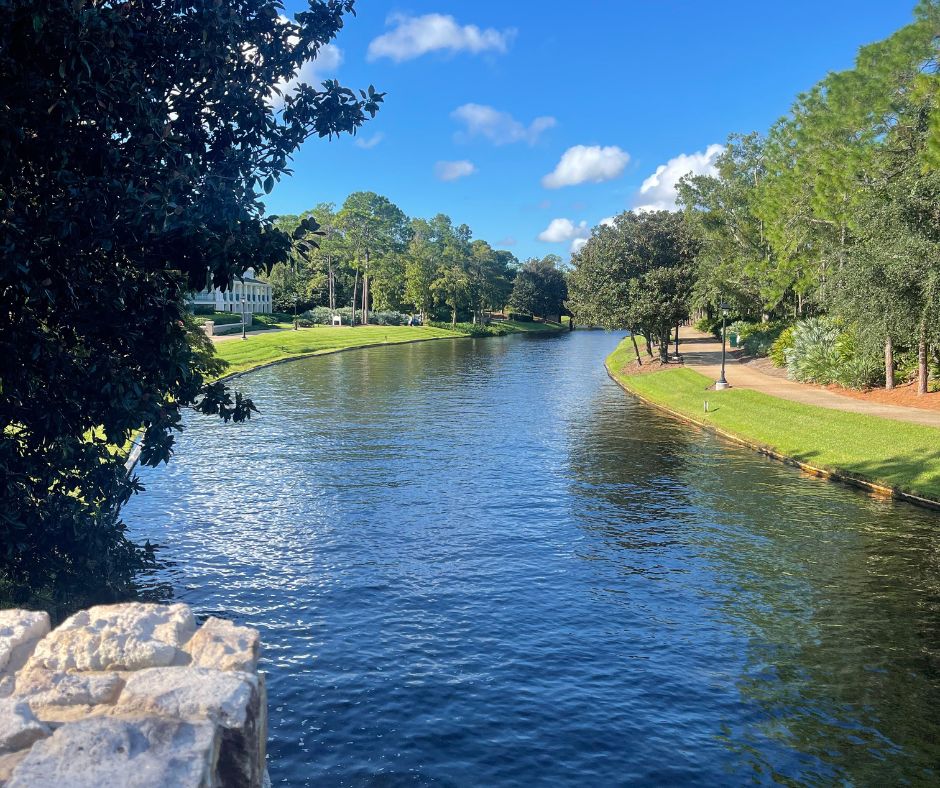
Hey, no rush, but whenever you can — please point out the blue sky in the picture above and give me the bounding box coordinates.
[266,1,915,262]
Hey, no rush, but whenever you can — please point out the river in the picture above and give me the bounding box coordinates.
[124,330,940,786]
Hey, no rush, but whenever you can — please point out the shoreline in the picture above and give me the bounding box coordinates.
[604,340,940,512]
[125,322,565,472]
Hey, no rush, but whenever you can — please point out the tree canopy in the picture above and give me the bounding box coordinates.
[0,0,382,597]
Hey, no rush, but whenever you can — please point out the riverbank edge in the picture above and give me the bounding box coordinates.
[216,321,566,382]
[125,323,566,472]
[604,347,940,512]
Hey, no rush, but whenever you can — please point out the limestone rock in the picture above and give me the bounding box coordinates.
[0,751,28,784]
[186,617,260,672]
[6,715,219,788]
[26,603,195,672]
[0,675,13,699]
[0,699,50,755]
[116,667,266,787]
[13,669,123,722]
[0,610,51,675]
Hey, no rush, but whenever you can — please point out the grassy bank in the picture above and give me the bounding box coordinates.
[429,318,567,337]
[605,338,940,504]
[214,325,462,377]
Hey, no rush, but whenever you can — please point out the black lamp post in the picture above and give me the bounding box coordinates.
[241,290,247,340]
[716,302,730,389]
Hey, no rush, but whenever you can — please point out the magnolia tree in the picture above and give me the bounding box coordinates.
[0,0,382,597]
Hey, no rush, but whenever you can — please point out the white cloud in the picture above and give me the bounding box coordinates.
[435,160,476,181]
[542,145,630,189]
[599,216,616,227]
[633,143,724,212]
[537,217,591,253]
[368,13,514,62]
[355,132,385,150]
[451,104,555,146]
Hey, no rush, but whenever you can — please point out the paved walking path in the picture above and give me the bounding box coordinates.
[679,327,940,429]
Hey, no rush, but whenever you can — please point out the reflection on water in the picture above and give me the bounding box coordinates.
[123,331,940,785]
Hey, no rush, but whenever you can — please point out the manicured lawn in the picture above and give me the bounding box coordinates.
[502,319,566,333]
[214,325,461,377]
[606,339,940,502]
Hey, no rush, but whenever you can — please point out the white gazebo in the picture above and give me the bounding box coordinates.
[190,268,273,315]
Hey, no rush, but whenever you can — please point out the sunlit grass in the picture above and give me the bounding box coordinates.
[606,338,940,501]
[214,325,462,377]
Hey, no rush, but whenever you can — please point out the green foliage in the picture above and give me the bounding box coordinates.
[427,321,509,337]
[785,318,844,384]
[677,4,940,391]
[507,312,533,322]
[728,320,788,357]
[784,318,882,388]
[0,0,381,590]
[769,326,795,368]
[568,211,695,361]
[509,255,567,319]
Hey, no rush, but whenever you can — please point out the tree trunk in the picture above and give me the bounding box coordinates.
[629,331,642,365]
[918,324,928,395]
[659,331,670,364]
[351,268,359,326]
[644,335,653,358]
[884,335,895,391]
[328,258,335,311]
[362,250,370,325]
[674,322,680,356]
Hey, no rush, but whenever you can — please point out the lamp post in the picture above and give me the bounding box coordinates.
[241,290,247,340]
[715,302,730,389]
[293,295,298,330]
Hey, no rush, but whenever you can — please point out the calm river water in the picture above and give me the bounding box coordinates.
[124,330,940,786]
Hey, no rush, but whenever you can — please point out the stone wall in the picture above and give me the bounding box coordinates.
[0,603,267,787]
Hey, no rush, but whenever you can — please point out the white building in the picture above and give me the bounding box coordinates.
[190,268,273,315]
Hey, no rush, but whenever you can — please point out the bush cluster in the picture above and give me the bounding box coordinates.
[427,320,513,337]
[784,317,882,389]
[301,307,411,326]
[728,320,789,358]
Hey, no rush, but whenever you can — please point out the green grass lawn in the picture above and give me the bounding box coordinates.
[502,319,566,333]
[214,325,462,377]
[606,339,940,502]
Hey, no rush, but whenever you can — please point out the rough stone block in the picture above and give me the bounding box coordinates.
[0,751,28,784]
[6,715,219,788]
[116,667,266,787]
[186,617,260,672]
[0,699,50,755]
[13,669,123,722]
[0,610,51,676]
[26,603,196,672]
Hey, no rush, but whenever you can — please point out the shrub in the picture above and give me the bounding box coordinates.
[727,320,788,358]
[784,318,882,388]
[302,306,408,326]
[769,326,795,368]
[428,320,513,337]
[507,312,533,322]
[834,329,882,389]
[785,317,843,384]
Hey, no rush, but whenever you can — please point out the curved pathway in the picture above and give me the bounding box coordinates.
[679,327,940,429]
